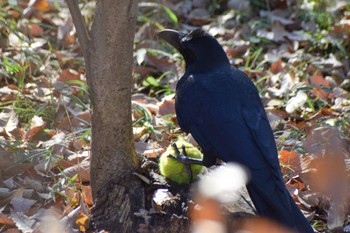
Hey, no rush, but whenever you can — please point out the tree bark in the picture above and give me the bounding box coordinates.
[66,0,143,232]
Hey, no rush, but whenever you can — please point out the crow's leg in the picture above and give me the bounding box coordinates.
[168,143,204,182]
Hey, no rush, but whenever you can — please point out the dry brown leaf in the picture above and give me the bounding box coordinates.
[146,53,177,74]
[270,59,283,74]
[307,108,336,121]
[143,148,166,158]
[79,185,93,207]
[62,158,90,182]
[0,213,15,225]
[55,151,89,170]
[33,0,53,12]
[64,32,76,46]
[285,119,307,130]
[226,44,250,58]
[24,116,46,141]
[188,8,210,26]
[286,176,305,192]
[8,127,25,141]
[158,98,175,116]
[8,85,18,90]
[257,22,288,42]
[58,69,81,84]
[58,112,90,131]
[279,150,301,175]
[72,139,85,151]
[307,71,331,99]
[28,24,44,37]
[7,9,21,19]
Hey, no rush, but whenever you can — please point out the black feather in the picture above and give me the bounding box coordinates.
[161,29,315,233]
[181,29,209,42]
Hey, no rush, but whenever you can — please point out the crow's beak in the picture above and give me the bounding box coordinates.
[157,29,184,50]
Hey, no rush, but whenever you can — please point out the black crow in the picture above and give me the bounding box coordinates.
[158,29,314,233]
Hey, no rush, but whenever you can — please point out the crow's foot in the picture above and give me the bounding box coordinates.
[168,143,203,182]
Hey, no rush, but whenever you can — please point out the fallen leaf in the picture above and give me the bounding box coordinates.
[188,8,210,26]
[0,86,18,103]
[327,199,348,231]
[7,9,21,19]
[297,190,320,209]
[10,210,36,233]
[279,150,301,175]
[260,9,294,25]
[23,177,43,192]
[285,91,308,113]
[0,108,19,135]
[79,185,93,207]
[28,24,44,37]
[270,59,283,74]
[11,197,37,213]
[307,108,336,121]
[58,111,90,131]
[24,116,46,141]
[286,176,305,192]
[143,148,166,158]
[8,32,29,48]
[158,98,175,116]
[0,213,15,225]
[226,44,250,58]
[306,70,331,99]
[62,157,90,182]
[33,0,53,12]
[268,72,300,98]
[257,22,288,42]
[58,69,81,84]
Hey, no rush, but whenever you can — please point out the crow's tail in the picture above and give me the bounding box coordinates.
[246,172,314,233]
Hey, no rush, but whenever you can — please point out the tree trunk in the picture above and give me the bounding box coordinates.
[66,0,143,232]
[88,1,144,232]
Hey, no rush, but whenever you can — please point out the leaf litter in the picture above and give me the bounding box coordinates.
[0,0,350,232]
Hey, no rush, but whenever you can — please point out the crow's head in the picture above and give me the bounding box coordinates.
[158,29,230,73]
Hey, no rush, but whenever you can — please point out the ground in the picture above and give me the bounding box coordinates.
[0,0,350,232]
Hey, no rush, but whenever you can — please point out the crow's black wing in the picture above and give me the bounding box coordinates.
[176,68,280,169]
[176,67,295,219]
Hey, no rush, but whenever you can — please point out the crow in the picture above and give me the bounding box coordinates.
[158,29,314,233]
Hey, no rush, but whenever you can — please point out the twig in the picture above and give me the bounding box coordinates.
[65,0,90,57]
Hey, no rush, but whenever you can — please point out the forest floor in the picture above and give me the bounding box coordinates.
[0,0,350,232]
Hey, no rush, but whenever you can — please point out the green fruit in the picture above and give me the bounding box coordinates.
[159,140,204,184]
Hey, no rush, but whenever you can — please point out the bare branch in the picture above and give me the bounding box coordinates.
[65,0,90,56]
